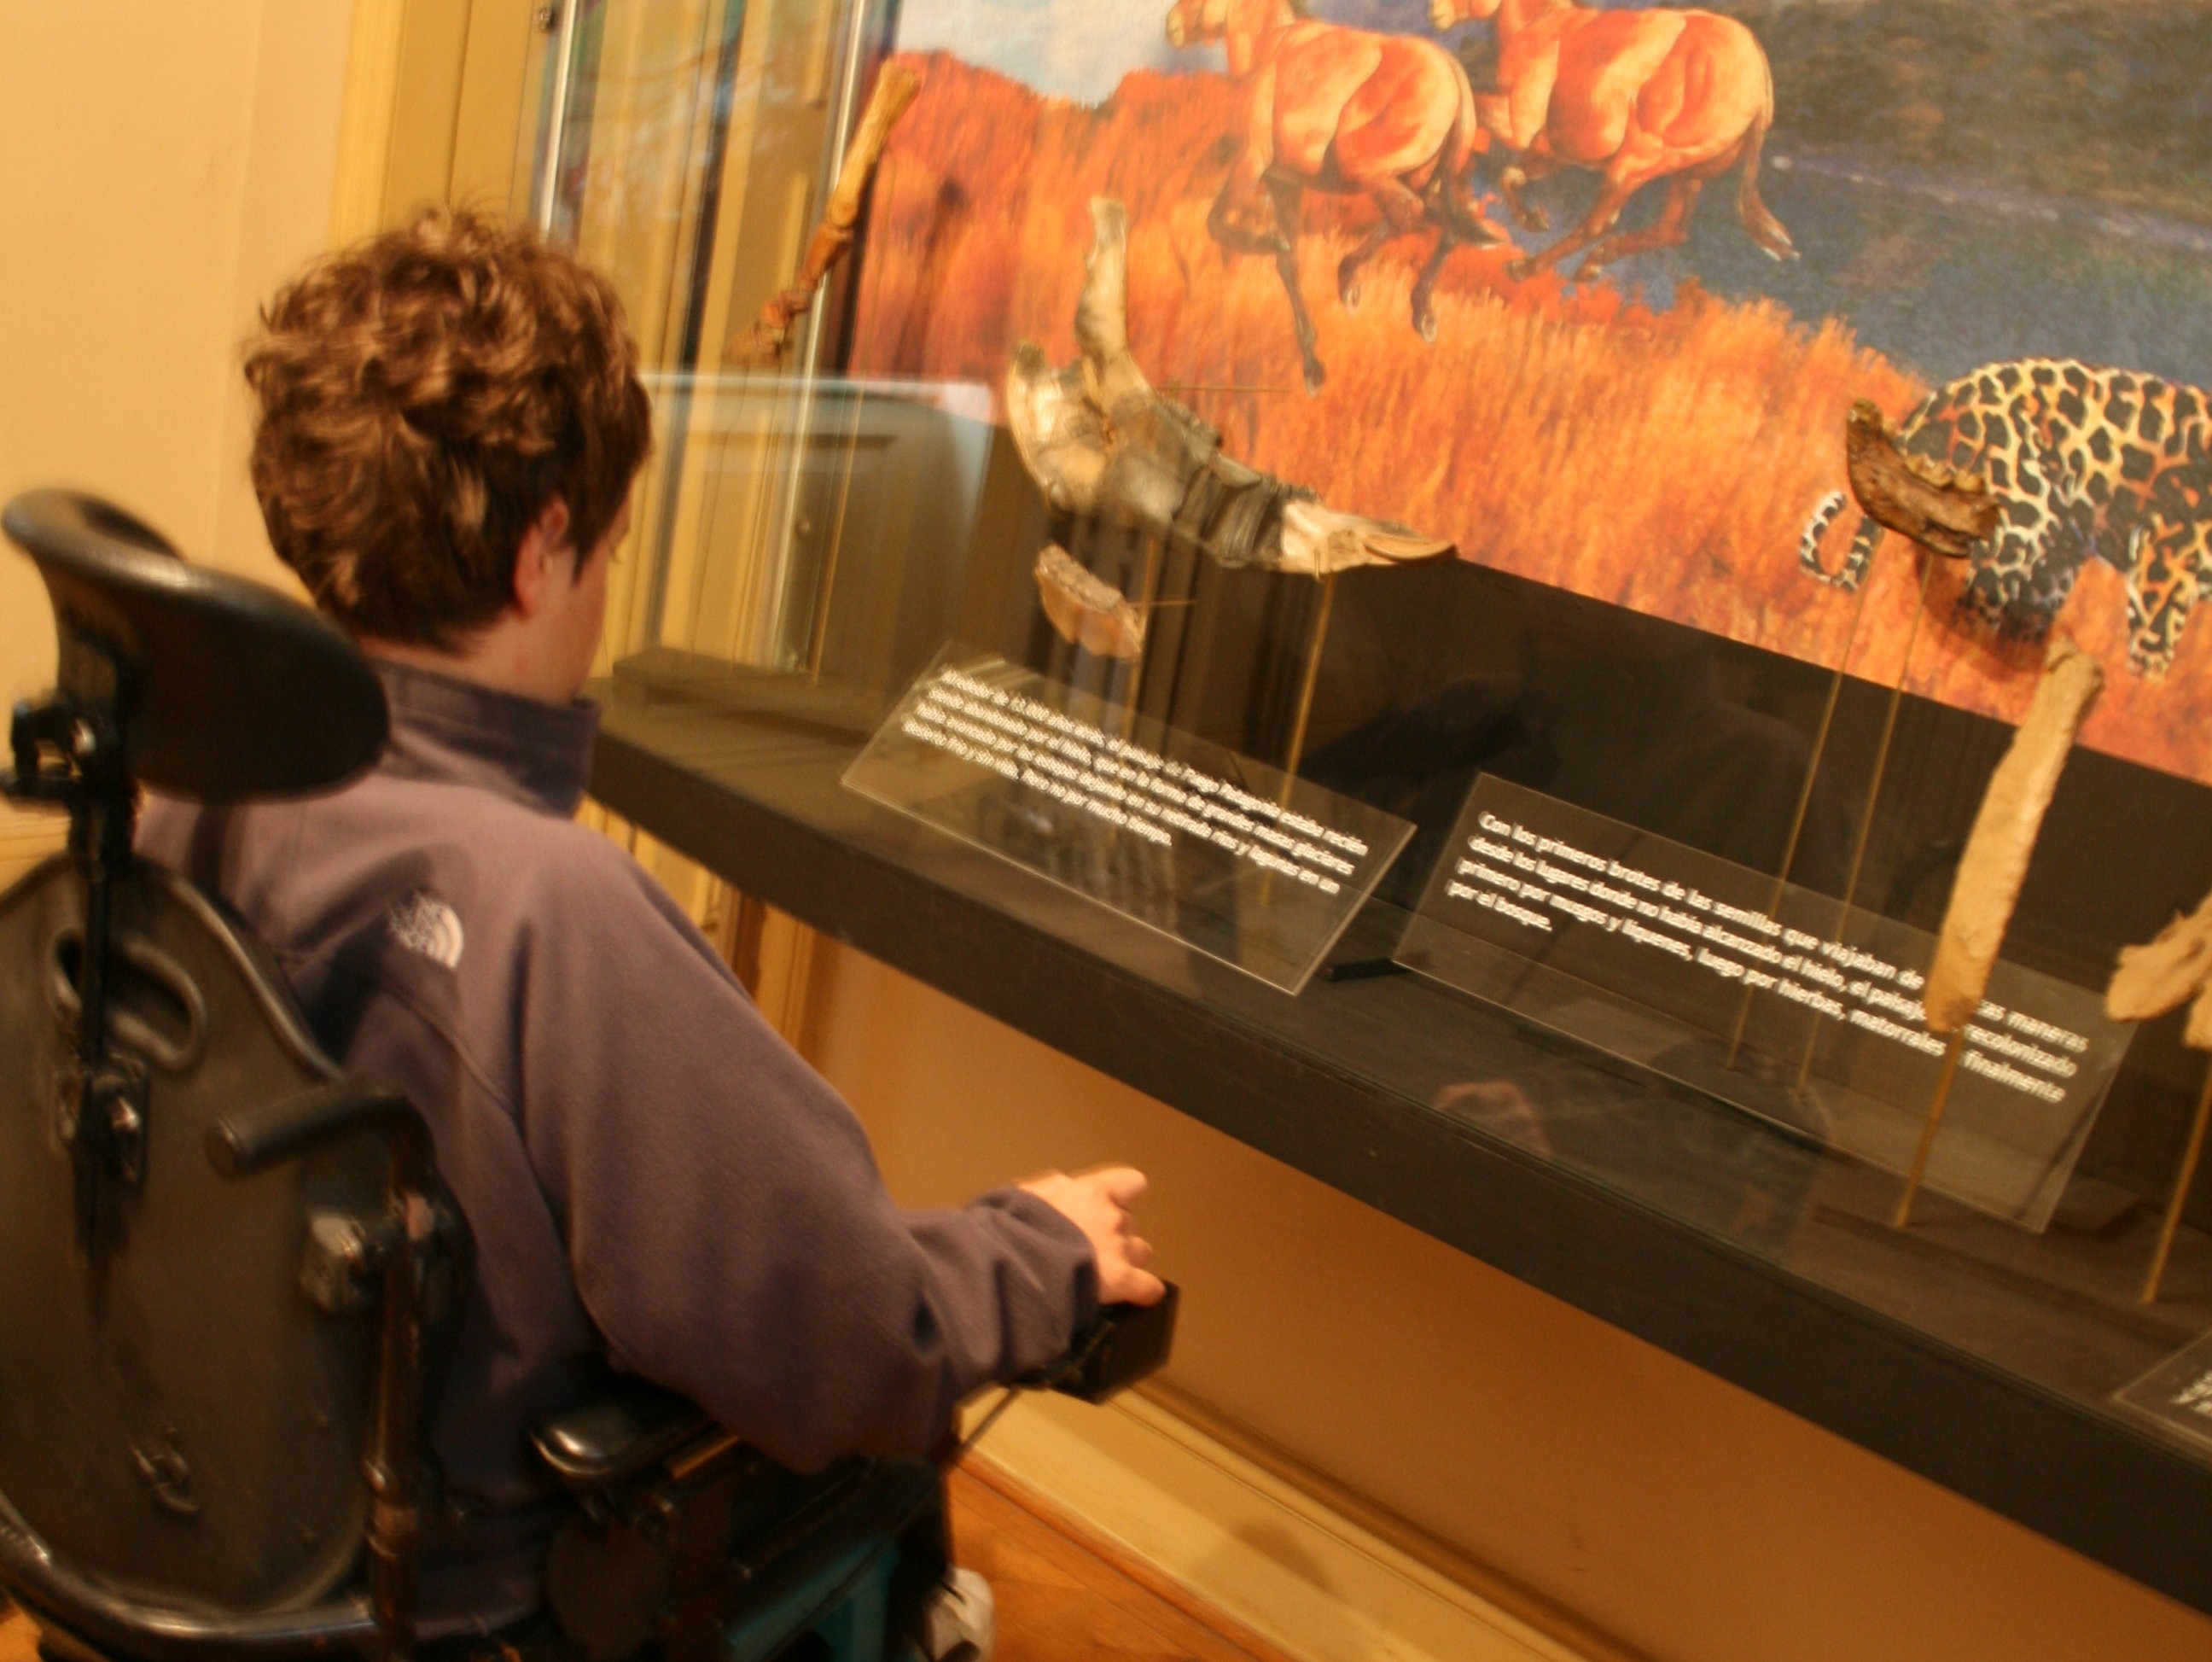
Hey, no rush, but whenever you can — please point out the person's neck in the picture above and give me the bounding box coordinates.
[363,633,576,708]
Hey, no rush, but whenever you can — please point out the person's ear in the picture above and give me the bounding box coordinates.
[509,498,574,620]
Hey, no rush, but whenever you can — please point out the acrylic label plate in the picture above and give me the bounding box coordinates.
[1397,776,2134,1230]
[845,647,1412,994]
[2115,1328,2212,1458]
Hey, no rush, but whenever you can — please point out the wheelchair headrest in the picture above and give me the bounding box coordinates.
[4,490,387,799]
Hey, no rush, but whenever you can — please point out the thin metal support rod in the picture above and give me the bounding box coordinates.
[1726,574,1875,1068]
[1893,1028,1967,1228]
[2143,1064,2212,1303]
[1796,553,1941,1098]
[1120,533,1170,741]
[1281,573,1338,792]
[532,1,582,234]
[804,142,899,683]
[366,1125,437,1661]
[761,9,873,665]
[1257,573,1340,912]
[804,384,868,682]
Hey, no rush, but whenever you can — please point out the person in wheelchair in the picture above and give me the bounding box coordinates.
[134,209,1165,1654]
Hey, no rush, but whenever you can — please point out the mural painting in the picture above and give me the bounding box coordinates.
[844,0,2212,788]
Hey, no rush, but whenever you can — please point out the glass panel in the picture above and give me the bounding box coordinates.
[2118,1329,2212,1457]
[533,0,2212,1482]
[1397,774,2133,1229]
[846,645,1412,992]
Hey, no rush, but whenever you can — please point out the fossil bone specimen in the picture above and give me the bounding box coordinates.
[1034,544,1145,661]
[2110,888,2212,1045]
[2108,834,2212,1302]
[1924,638,2103,1034]
[1845,399,2001,561]
[725,63,921,367]
[1005,199,1453,577]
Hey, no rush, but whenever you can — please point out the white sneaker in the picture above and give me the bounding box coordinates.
[919,1566,996,1662]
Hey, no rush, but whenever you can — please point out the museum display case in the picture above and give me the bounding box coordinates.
[513,0,2212,1611]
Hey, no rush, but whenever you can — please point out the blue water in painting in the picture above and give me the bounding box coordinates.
[1529,154,2212,391]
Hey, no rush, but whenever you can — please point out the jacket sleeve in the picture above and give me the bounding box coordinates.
[515,836,1097,1470]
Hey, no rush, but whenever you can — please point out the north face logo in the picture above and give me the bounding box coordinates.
[387,889,465,969]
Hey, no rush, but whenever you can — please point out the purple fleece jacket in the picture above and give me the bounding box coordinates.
[137,660,1096,1630]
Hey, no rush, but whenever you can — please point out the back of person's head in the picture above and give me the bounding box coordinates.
[244,208,652,650]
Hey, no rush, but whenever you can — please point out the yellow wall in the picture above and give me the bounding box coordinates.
[0,2,352,885]
[809,942,2212,1662]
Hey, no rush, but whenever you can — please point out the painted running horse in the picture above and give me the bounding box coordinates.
[1166,0,1505,394]
[1429,0,1796,282]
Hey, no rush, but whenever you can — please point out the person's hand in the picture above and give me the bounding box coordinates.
[1021,1165,1164,1307]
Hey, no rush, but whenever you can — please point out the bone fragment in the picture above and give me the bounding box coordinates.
[1005,199,1452,576]
[2188,983,2212,1051]
[2108,889,2212,1025]
[1846,399,2002,561]
[1279,499,1453,577]
[1034,544,1145,660]
[2107,883,2212,1057]
[1924,638,2103,1034]
[725,63,921,366]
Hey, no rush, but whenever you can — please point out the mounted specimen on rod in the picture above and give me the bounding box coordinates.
[1005,199,1455,583]
[2109,883,2212,1301]
[1842,399,2002,562]
[1893,636,2101,1229]
[1924,639,2104,1035]
[1033,545,1146,662]
[725,63,922,367]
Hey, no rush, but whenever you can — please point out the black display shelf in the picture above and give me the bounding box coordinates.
[587,667,2212,1618]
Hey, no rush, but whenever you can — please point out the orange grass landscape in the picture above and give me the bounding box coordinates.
[849,53,2212,788]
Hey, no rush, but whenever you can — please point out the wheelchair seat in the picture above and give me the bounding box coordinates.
[0,491,1179,1662]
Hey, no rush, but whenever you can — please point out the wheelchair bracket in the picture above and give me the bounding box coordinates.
[302,1209,407,1315]
[4,695,102,808]
[211,1086,462,1662]
[12,691,149,1251]
[51,1054,148,1187]
[300,1198,460,1320]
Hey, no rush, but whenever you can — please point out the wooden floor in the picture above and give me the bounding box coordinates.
[946,1456,1295,1662]
[0,1456,1289,1662]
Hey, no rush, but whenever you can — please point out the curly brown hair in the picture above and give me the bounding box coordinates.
[243,209,652,648]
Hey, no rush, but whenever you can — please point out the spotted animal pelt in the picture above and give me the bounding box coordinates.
[1800,358,2212,676]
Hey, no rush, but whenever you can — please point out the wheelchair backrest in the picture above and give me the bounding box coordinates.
[0,490,407,1626]
[0,856,388,1612]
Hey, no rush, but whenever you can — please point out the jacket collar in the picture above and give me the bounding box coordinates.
[370,659,598,818]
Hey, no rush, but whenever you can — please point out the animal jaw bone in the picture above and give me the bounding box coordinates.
[1005,199,1453,576]
[1924,638,2102,1034]
[1034,545,1145,661]
[1845,399,2001,561]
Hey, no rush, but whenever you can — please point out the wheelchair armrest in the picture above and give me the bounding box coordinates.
[536,1286,1179,1499]
[533,1377,719,1496]
[206,1079,414,1178]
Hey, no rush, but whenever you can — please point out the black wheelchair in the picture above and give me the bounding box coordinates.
[0,492,1175,1662]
